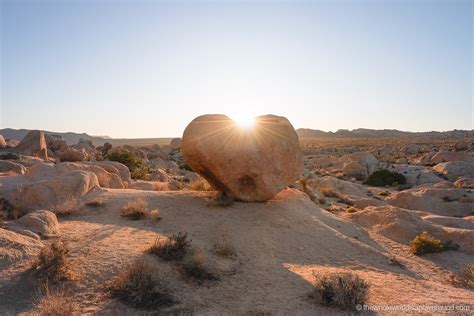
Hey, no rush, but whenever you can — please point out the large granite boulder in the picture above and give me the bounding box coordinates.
[14,130,48,160]
[182,114,303,202]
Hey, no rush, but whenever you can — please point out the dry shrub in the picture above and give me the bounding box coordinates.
[207,193,234,207]
[310,272,369,309]
[181,253,219,283]
[212,239,237,258]
[450,263,474,289]
[34,286,80,315]
[188,179,213,191]
[148,232,191,261]
[109,258,175,309]
[318,187,340,198]
[410,231,459,255]
[346,206,358,213]
[149,209,161,222]
[32,241,72,282]
[121,199,148,220]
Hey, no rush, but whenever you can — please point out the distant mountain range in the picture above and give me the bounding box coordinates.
[296,128,474,138]
[1,128,472,146]
[0,128,172,146]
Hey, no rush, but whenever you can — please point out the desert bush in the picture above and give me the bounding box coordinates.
[410,231,459,255]
[212,239,237,258]
[34,286,80,316]
[109,258,175,309]
[178,163,193,171]
[121,199,148,220]
[207,193,234,207]
[181,253,219,283]
[32,241,72,281]
[0,152,20,160]
[148,232,191,261]
[379,191,390,196]
[189,179,212,191]
[0,197,26,220]
[310,272,369,309]
[363,169,406,187]
[106,148,149,180]
[149,209,161,222]
[346,206,358,213]
[318,187,340,198]
[452,263,474,289]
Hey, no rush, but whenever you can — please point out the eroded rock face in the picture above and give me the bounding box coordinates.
[0,160,27,175]
[14,130,48,160]
[182,114,303,202]
[433,161,474,182]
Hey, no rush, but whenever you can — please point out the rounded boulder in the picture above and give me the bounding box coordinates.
[182,114,303,202]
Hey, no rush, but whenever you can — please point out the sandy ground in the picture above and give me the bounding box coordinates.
[1,188,472,315]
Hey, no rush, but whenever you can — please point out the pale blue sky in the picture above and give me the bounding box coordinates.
[1,0,472,138]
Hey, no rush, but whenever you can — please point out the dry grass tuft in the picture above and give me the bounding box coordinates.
[410,231,459,255]
[148,232,192,261]
[109,258,175,309]
[188,179,213,191]
[310,271,369,309]
[34,286,80,315]
[121,199,148,220]
[212,239,237,258]
[32,241,73,282]
[149,209,161,222]
[181,253,219,283]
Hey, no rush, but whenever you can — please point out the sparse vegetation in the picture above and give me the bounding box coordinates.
[318,187,340,198]
[121,199,148,220]
[181,253,219,283]
[207,193,234,207]
[451,263,474,289]
[148,232,192,261]
[109,258,175,309]
[32,241,72,282]
[189,179,213,191]
[149,209,161,222]
[310,271,369,310]
[212,239,237,258]
[363,169,406,187]
[106,148,149,180]
[34,286,80,316]
[346,206,358,213]
[379,190,390,196]
[410,231,459,255]
[179,163,193,171]
[0,197,25,219]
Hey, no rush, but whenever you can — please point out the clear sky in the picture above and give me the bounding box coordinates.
[1,0,472,138]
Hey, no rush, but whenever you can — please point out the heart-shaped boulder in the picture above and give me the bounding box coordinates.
[182,114,303,202]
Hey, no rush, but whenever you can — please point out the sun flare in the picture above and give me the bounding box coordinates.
[230,114,256,129]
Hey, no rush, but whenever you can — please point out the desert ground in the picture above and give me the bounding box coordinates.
[0,118,473,315]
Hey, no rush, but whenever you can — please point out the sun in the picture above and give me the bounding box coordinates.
[230,113,256,129]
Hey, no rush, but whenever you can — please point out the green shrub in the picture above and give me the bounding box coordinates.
[310,272,369,309]
[105,149,149,180]
[410,231,459,255]
[363,169,406,187]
